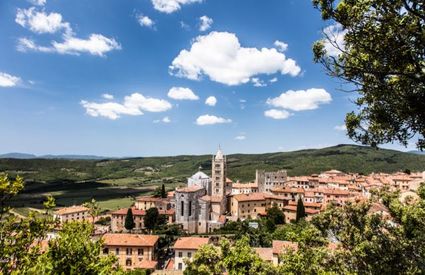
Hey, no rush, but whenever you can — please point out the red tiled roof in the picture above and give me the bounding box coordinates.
[176,186,204,193]
[254,248,273,261]
[54,205,88,215]
[282,205,320,215]
[173,237,209,250]
[135,260,157,269]
[272,240,298,254]
[102,233,159,247]
[233,193,265,202]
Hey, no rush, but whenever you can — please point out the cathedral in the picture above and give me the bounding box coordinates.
[174,147,229,233]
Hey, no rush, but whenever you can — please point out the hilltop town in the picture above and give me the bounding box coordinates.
[49,148,424,273]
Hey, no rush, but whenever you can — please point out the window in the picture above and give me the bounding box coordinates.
[189,201,192,216]
[126,248,132,255]
[126,259,132,266]
[178,263,183,270]
[115,248,119,255]
[103,248,109,254]
[138,249,144,256]
[178,252,183,257]
[181,201,184,216]
[187,252,192,257]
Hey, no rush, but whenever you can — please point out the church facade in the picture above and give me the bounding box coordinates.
[175,148,228,234]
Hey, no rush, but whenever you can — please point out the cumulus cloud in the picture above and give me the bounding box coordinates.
[274,40,288,52]
[323,23,347,57]
[81,93,172,120]
[264,109,291,120]
[16,7,72,35]
[251,77,266,87]
[0,72,21,87]
[269,77,278,83]
[334,124,347,131]
[205,96,217,106]
[196,114,231,125]
[18,34,121,56]
[167,87,199,100]
[235,135,246,140]
[266,88,332,111]
[102,93,114,100]
[16,8,120,57]
[138,15,155,28]
[151,0,202,13]
[170,31,301,86]
[29,0,46,5]
[199,15,213,31]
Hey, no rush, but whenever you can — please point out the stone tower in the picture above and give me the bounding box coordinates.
[211,147,226,197]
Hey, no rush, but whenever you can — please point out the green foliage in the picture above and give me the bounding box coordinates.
[143,207,167,232]
[124,208,135,231]
[313,0,425,150]
[183,244,223,275]
[83,198,101,223]
[272,220,326,246]
[0,174,24,215]
[29,222,120,274]
[296,198,306,222]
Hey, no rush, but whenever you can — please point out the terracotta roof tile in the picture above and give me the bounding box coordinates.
[54,205,88,215]
[173,237,209,250]
[103,233,159,247]
[272,240,298,254]
[254,247,273,261]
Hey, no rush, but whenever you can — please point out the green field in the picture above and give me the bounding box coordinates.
[2,144,425,214]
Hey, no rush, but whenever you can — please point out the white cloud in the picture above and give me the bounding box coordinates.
[81,93,172,120]
[29,0,46,5]
[235,135,246,140]
[102,93,114,100]
[323,23,347,57]
[199,15,213,31]
[138,15,155,28]
[334,124,347,131]
[269,77,278,83]
[196,114,231,125]
[16,8,120,57]
[264,109,291,120]
[205,96,217,106]
[266,88,332,111]
[170,31,301,86]
[0,72,21,87]
[16,8,72,35]
[162,116,171,123]
[18,34,121,56]
[167,87,199,100]
[274,40,288,52]
[151,0,202,13]
[251,77,266,87]
[180,21,190,30]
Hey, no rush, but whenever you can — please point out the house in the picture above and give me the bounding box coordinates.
[230,193,267,220]
[110,207,175,232]
[102,233,159,271]
[282,205,320,223]
[135,196,171,211]
[173,237,210,271]
[272,240,298,266]
[53,205,90,224]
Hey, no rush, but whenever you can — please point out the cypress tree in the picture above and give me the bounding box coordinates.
[124,208,135,231]
[161,184,167,198]
[296,198,306,222]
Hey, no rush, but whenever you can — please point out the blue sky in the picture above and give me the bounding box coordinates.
[0,0,414,156]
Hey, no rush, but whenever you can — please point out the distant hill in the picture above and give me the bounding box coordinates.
[1,144,425,183]
[408,150,425,155]
[0,153,109,160]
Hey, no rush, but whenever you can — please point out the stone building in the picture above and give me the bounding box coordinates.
[174,148,228,233]
[256,169,288,193]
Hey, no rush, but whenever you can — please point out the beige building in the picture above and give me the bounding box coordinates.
[102,233,159,271]
[53,205,90,223]
[135,196,171,211]
[254,240,298,266]
[110,207,175,232]
[173,237,210,271]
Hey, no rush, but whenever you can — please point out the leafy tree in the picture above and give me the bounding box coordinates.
[143,207,167,232]
[272,220,326,247]
[183,244,223,275]
[83,198,101,224]
[153,185,167,198]
[0,174,24,217]
[296,198,306,222]
[124,208,135,231]
[29,222,119,274]
[265,204,285,231]
[312,0,425,150]
[43,195,56,215]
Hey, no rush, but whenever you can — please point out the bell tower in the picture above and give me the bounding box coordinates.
[211,147,226,197]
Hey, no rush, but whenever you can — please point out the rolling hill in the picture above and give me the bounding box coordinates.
[2,144,425,212]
